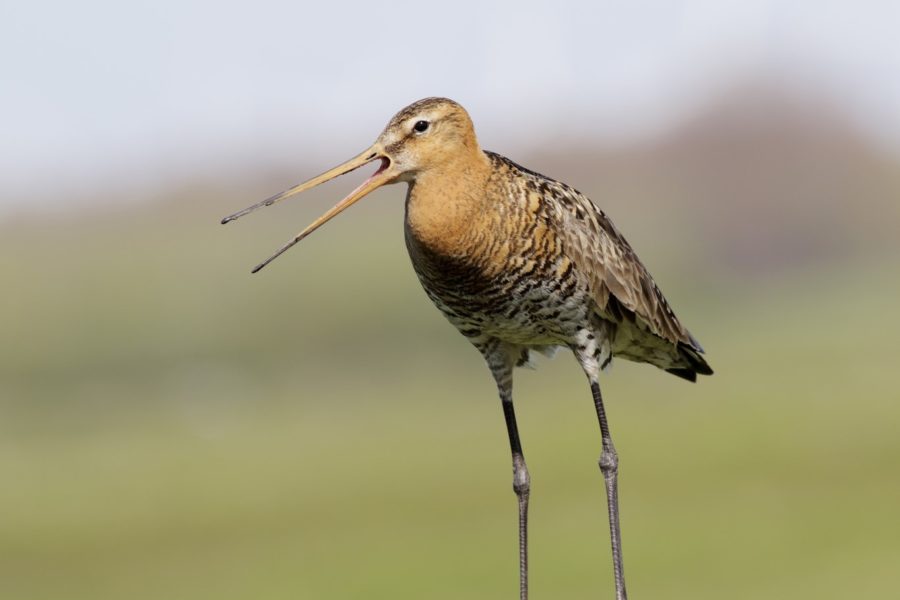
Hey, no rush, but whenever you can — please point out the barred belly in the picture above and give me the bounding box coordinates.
[406,229,593,349]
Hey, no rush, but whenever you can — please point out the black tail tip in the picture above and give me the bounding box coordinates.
[678,342,714,378]
[666,368,698,382]
[666,341,714,382]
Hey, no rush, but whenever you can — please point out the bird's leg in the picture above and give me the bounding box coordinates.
[591,378,627,600]
[573,331,627,600]
[503,394,530,600]
[488,354,530,600]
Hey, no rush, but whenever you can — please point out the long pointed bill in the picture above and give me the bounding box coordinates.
[221,145,385,224]
[220,145,394,273]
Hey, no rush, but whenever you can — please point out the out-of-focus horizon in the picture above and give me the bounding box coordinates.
[3,2,900,600]
[3,0,900,214]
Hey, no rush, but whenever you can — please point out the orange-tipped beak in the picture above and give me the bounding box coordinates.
[221,144,394,272]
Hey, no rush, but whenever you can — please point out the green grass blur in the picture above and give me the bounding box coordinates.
[3,134,900,598]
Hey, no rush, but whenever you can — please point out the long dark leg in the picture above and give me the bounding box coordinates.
[487,354,530,600]
[503,388,530,600]
[591,379,627,600]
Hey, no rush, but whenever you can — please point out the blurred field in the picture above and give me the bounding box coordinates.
[3,99,900,599]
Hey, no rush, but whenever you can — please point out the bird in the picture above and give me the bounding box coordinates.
[221,97,713,600]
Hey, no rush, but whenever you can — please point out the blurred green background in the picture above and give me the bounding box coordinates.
[3,94,899,599]
[4,2,900,599]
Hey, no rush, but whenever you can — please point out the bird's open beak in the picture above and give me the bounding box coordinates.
[221,144,393,273]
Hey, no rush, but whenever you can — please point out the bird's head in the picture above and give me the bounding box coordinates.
[221,97,480,272]
[376,97,480,180]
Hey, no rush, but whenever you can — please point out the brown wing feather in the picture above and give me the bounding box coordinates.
[485,153,710,374]
[512,164,698,348]
[561,193,694,346]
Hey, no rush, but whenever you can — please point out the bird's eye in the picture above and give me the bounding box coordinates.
[413,120,429,133]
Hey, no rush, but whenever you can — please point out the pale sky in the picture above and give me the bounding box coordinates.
[2,0,899,212]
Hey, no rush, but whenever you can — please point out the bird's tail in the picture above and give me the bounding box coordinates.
[666,342,714,382]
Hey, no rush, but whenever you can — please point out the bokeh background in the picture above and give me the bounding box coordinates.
[3,1,899,598]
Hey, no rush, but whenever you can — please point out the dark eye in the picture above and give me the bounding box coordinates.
[413,120,429,133]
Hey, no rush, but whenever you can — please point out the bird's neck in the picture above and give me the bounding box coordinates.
[404,150,494,259]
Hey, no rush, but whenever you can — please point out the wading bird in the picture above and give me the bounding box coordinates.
[222,98,712,600]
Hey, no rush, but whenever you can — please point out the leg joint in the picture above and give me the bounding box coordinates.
[512,453,531,496]
[598,438,619,475]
